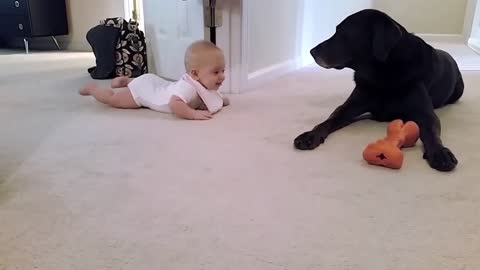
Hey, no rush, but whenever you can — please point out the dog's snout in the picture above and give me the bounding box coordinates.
[310,43,329,68]
[310,44,323,58]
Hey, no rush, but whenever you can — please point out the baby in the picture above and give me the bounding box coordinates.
[79,40,229,120]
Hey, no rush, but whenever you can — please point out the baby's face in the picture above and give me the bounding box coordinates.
[196,52,226,90]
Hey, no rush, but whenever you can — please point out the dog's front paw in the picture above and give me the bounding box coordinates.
[294,131,325,150]
[423,147,458,172]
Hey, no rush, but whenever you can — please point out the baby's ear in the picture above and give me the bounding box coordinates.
[189,70,200,80]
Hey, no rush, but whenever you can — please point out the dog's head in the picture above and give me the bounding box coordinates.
[310,9,404,70]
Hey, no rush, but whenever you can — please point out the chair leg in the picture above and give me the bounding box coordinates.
[51,36,61,50]
[23,38,29,54]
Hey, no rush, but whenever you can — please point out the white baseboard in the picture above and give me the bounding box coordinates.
[246,58,302,90]
[468,38,480,54]
[417,34,464,43]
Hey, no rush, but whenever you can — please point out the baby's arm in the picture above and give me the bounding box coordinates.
[197,102,208,110]
[169,95,212,120]
[222,96,230,106]
[198,96,229,110]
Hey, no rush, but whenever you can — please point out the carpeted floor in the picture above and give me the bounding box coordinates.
[1,43,480,269]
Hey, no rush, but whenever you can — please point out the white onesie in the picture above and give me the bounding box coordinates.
[128,73,224,114]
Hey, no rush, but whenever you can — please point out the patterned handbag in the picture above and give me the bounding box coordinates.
[103,17,148,78]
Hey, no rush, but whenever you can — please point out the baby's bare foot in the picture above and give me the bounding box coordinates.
[79,83,97,96]
[111,76,129,88]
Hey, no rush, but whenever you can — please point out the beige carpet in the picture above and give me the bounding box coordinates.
[1,45,480,269]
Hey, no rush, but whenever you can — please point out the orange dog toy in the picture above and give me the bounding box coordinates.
[363,119,420,169]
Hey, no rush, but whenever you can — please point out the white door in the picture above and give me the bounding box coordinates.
[143,0,205,80]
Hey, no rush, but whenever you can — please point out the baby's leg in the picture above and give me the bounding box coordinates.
[79,84,139,109]
[111,76,134,88]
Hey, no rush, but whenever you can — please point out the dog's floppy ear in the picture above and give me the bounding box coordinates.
[372,18,403,62]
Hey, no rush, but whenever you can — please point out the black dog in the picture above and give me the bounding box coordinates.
[294,9,464,172]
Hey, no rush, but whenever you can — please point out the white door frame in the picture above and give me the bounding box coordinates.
[126,0,248,94]
[215,0,248,94]
[467,0,480,53]
[219,0,306,94]
[124,0,145,30]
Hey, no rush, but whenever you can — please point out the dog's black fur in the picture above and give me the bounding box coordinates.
[294,9,464,172]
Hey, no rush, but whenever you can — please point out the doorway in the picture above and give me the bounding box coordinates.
[124,0,145,30]
[122,0,242,94]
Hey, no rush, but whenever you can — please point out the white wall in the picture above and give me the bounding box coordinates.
[299,0,476,65]
[247,0,301,73]
[300,0,374,65]
[243,0,476,89]
[60,0,125,51]
[373,0,467,34]
[247,0,374,74]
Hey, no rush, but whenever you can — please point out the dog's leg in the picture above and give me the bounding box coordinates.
[294,87,370,150]
[407,86,458,172]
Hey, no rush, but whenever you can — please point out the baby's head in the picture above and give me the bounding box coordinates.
[184,40,225,90]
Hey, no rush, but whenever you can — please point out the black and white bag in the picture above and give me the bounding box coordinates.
[103,17,148,78]
[87,17,148,79]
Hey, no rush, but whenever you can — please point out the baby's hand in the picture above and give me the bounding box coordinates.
[193,110,213,120]
[222,97,230,106]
